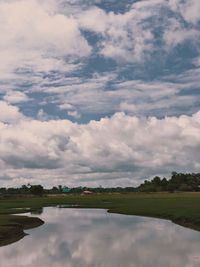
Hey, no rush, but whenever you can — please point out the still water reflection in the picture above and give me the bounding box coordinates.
[0,208,200,267]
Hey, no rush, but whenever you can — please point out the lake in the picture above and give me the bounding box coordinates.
[0,208,200,267]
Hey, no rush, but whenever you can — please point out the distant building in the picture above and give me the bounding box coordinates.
[62,187,71,193]
[83,190,93,194]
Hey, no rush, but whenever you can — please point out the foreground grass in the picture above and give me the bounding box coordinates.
[0,192,200,246]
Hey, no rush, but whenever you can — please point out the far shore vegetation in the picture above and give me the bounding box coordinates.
[1,172,200,196]
[0,172,200,247]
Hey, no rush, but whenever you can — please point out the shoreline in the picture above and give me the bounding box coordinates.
[0,215,44,247]
[0,192,199,246]
[0,209,199,248]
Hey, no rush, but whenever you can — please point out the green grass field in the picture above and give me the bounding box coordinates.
[0,192,200,246]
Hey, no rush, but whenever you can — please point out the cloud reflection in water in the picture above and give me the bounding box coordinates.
[0,208,200,267]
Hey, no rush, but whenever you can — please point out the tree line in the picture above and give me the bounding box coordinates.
[138,172,200,192]
[0,172,199,196]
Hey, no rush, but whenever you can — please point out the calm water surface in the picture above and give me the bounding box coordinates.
[0,208,200,267]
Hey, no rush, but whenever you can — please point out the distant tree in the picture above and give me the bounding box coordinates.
[152,176,161,186]
[51,186,59,194]
[21,185,28,190]
[58,185,63,192]
[179,184,192,192]
[161,178,168,186]
[20,185,29,194]
[30,185,44,196]
[167,181,177,193]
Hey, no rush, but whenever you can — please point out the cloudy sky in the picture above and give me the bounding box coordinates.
[0,0,200,188]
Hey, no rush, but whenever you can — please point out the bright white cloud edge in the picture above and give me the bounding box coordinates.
[0,104,200,187]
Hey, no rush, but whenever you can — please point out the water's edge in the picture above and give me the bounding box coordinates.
[0,206,199,247]
[0,216,44,247]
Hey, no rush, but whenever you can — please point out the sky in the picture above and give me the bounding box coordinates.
[0,0,200,188]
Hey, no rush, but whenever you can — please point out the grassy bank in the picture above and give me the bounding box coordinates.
[0,192,200,246]
[0,215,44,247]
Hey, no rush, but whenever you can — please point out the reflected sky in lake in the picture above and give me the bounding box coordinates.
[0,208,200,267]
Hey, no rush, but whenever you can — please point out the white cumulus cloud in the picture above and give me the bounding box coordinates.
[0,101,24,123]
[3,91,29,104]
[0,110,200,187]
[0,0,91,79]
